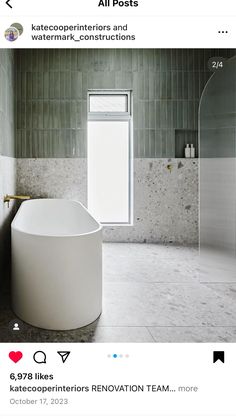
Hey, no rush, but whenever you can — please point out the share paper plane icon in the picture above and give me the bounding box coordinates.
[57,351,71,363]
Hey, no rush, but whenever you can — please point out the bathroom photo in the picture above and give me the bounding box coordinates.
[0,48,236,343]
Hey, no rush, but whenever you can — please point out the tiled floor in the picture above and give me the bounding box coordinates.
[1,243,236,342]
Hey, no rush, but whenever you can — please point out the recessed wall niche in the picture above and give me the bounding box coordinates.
[175,129,198,158]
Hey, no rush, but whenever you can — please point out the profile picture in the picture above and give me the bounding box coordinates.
[4,27,19,42]
[4,23,23,42]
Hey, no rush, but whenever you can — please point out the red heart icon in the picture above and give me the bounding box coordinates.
[9,351,23,363]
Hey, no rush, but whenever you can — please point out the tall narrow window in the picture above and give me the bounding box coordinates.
[88,90,133,225]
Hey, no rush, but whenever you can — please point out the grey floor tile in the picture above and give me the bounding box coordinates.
[0,321,154,343]
[92,327,154,342]
[148,326,236,342]
[98,282,236,327]
[29,322,99,343]
[203,283,236,301]
[104,242,199,260]
[104,243,199,283]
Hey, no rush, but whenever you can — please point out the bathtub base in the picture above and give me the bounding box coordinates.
[12,310,102,332]
[11,199,103,331]
[12,229,102,330]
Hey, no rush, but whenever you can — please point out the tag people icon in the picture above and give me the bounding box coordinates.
[13,323,20,331]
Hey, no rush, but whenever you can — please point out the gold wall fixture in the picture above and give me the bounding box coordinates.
[3,195,31,208]
[166,164,173,173]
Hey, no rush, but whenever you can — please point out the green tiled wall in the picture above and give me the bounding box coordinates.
[15,49,236,158]
[200,55,236,158]
[0,50,15,157]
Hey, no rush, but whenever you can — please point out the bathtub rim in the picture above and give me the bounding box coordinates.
[11,198,103,238]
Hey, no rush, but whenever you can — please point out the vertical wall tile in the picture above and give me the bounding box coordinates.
[148,101,155,129]
[149,130,155,157]
[161,129,167,157]
[155,100,161,129]
[155,130,162,157]
[133,129,139,157]
[14,49,235,158]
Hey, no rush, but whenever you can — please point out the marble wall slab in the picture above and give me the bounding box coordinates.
[16,158,198,244]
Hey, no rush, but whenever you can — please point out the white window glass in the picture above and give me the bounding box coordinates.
[88,120,130,224]
[89,94,128,113]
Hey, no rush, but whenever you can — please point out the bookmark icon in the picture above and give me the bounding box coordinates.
[57,351,71,364]
[213,351,225,364]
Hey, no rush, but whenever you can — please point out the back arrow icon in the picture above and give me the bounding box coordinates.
[6,0,12,8]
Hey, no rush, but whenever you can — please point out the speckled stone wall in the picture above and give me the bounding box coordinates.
[104,158,198,244]
[16,157,198,244]
[16,158,87,204]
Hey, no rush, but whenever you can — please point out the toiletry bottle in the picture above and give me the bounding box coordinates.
[185,144,190,158]
[190,144,195,158]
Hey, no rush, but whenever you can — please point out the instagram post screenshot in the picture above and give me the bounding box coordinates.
[0,1,235,418]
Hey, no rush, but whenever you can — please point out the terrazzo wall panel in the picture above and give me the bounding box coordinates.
[104,158,198,244]
[16,157,198,244]
[0,50,16,270]
[16,158,87,204]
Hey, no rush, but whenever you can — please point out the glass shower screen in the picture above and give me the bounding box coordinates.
[199,56,236,281]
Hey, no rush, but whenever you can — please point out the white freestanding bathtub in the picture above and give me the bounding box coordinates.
[11,199,102,330]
